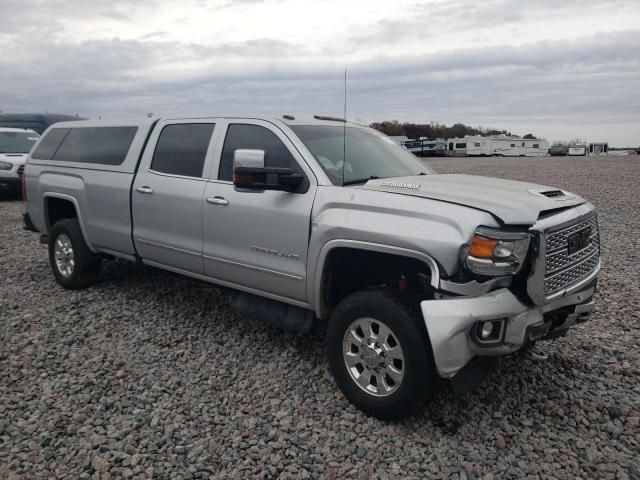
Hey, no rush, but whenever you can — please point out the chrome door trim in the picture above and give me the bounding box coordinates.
[136,238,201,257]
[147,168,207,181]
[203,254,304,282]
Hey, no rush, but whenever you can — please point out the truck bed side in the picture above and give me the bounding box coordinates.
[25,119,157,259]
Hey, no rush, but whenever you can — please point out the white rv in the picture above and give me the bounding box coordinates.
[402,138,447,156]
[447,137,491,156]
[447,136,548,157]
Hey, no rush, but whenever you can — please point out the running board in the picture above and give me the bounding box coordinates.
[230,291,314,333]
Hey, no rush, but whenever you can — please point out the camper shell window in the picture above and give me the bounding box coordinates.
[455,143,466,149]
[33,126,138,165]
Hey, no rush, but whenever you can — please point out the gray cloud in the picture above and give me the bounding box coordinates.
[1,0,639,144]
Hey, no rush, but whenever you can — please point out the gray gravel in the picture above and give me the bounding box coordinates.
[1,155,639,479]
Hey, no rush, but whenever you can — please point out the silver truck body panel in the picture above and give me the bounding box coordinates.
[25,115,600,382]
[201,119,317,303]
[132,118,219,273]
[25,119,156,257]
[307,185,501,317]
[359,174,586,225]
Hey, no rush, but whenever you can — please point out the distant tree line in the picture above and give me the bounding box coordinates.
[369,120,537,140]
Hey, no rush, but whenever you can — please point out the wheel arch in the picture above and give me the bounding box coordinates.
[311,239,441,319]
[43,193,96,253]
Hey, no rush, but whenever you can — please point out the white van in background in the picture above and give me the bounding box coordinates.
[0,128,40,195]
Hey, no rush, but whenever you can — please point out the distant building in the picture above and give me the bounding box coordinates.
[447,135,548,157]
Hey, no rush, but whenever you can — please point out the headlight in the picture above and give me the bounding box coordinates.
[466,227,530,276]
[0,161,13,170]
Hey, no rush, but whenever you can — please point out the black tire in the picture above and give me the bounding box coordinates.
[48,219,101,289]
[326,290,439,420]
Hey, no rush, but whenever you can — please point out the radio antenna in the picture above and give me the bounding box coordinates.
[342,68,347,186]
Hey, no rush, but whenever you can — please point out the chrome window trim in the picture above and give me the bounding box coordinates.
[147,168,206,182]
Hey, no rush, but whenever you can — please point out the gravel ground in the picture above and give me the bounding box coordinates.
[1,155,639,479]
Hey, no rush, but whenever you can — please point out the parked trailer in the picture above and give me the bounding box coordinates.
[402,138,447,156]
[447,137,492,156]
[447,136,548,157]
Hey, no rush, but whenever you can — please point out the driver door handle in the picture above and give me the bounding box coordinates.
[207,196,229,206]
[136,186,153,194]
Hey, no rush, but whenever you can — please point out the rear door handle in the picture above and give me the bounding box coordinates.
[136,186,153,194]
[207,196,229,206]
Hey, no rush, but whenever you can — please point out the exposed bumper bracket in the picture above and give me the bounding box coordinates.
[421,287,595,378]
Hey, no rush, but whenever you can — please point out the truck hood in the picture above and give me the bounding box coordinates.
[357,174,586,225]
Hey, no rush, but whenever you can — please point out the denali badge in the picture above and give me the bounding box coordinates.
[567,227,591,255]
[251,245,300,260]
[380,182,420,190]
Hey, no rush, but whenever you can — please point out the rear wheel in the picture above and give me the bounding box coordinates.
[326,290,439,419]
[49,219,101,289]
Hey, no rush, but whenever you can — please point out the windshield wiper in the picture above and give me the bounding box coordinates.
[342,176,380,186]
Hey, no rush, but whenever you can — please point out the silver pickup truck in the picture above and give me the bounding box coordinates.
[24,115,600,419]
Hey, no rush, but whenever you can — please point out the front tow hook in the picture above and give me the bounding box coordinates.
[527,344,548,361]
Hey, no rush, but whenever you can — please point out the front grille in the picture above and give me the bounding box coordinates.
[543,214,600,296]
[17,165,25,176]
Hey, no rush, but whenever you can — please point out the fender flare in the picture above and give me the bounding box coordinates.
[43,192,97,253]
[310,239,441,318]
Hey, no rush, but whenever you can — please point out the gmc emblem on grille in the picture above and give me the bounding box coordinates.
[567,227,592,255]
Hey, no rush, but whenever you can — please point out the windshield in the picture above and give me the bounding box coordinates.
[290,125,433,185]
[0,131,39,154]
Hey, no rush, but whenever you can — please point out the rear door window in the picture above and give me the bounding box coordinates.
[150,123,215,178]
[52,127,138,165]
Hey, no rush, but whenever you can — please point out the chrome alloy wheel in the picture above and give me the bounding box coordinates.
[54,234,75,277]
[342,317,405,397]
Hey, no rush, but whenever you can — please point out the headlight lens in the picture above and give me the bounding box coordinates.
[0,161,13,171]
[466,228,530,276]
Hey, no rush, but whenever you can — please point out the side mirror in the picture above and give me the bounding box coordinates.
[233,149,304,192]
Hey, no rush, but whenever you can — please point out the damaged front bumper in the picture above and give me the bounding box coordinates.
[421,285,595,378]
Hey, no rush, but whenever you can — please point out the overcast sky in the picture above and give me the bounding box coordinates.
[1,0,639,145]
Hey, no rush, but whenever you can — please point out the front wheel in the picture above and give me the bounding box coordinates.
[326,290,439,419]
